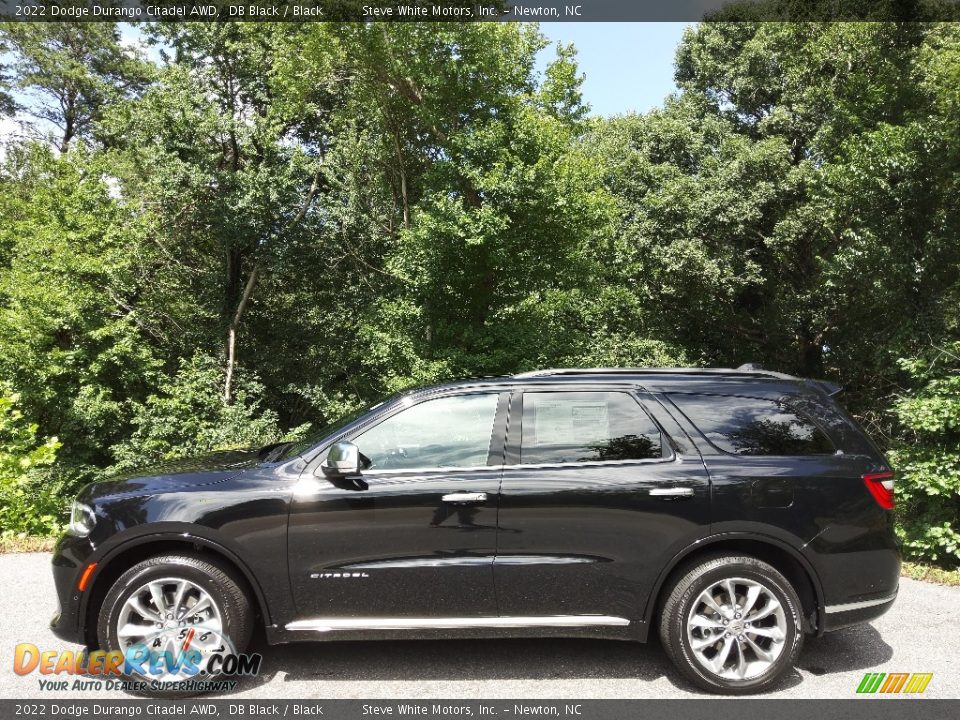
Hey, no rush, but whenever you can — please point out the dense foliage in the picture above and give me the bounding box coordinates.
[0,21,957,565]
[0,388,61,536]
[889,344,960,564]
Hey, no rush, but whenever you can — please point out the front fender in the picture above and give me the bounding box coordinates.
[82,525,275,628]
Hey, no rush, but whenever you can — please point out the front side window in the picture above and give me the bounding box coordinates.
[670,394,834,456]
[353,393,499,470]
[520,391,663,464]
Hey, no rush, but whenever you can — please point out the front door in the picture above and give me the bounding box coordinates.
[494,388,711,623]
[288,391,505,620]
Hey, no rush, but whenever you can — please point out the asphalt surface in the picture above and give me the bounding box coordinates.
[2,552,958,699]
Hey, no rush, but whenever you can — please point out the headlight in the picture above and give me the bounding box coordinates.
[68,501,97,537]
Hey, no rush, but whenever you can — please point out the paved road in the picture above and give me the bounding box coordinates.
[2,552,958,699]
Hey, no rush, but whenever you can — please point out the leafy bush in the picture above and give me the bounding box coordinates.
[889,344,960,567]
[0,387,63,537]
[109,355,309,474]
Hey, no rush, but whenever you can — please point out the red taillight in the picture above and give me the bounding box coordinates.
[863,471,895,509]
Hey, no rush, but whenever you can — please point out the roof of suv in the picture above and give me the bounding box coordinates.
[408,366,839,400]
[512,366,795,380]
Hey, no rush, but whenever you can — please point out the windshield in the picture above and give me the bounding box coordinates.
[272,392,403,461]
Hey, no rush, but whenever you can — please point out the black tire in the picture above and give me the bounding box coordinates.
[97,554,253,694]
[658,554,804,695]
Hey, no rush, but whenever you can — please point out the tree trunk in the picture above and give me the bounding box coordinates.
[223,266,260,403]
[393,129,410,229]
[220,169,320,403]
[60,91,76,153]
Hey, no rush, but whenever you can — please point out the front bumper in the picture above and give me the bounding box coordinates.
[49,532,96,645]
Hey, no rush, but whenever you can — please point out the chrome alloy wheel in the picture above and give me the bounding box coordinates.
[685,576,787,681]
[116,576,227,681]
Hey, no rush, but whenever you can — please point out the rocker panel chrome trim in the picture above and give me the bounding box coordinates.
[340,555,599,570]
[285,615,630,632]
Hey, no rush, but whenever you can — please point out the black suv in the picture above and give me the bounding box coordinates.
[51,367,899,694]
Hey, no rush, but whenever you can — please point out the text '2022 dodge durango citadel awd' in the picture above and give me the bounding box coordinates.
[51,367,899,694]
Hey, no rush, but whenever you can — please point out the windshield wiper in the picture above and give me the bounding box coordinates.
[258,441,295,462]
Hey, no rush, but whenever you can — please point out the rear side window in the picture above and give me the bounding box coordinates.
[670,394,834,456]
[520,391,663,464]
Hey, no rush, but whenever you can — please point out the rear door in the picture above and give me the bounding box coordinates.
[493,386,711,622]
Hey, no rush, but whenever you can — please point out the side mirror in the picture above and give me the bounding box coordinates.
[319,441,370,490]
[321,441,361,477]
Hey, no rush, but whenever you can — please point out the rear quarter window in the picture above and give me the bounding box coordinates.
[669,393,835,456]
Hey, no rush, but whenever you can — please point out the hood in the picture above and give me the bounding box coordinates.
[83,449,262,501]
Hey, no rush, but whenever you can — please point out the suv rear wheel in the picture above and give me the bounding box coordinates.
[659,554,804,694]
[97,554,253,690]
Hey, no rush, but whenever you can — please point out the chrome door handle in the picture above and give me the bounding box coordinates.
[442,492,488,504]
[649,487,695,498]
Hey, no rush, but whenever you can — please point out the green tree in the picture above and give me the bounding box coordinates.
[0,386,61,537]
[109,354,307,473]
[592,21,960,416]
[890,344,960,567]
[105,23,342,405]
[0,22,149,150]
[0,30,17,117]
[314,23,643,385]
[0,144,163,475]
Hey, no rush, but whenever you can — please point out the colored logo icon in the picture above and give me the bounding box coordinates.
[856,672,933,694]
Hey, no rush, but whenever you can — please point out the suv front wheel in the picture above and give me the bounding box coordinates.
[659,555,804,694]
[97,554,253,690]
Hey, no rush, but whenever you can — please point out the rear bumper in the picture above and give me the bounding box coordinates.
[822,588,898,632]
[808,518,901,635]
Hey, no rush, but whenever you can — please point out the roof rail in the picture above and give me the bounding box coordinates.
[512,367,796,380]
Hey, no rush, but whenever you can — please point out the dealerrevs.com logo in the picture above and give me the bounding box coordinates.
[856,672,934,695]
[14,630,262,694]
